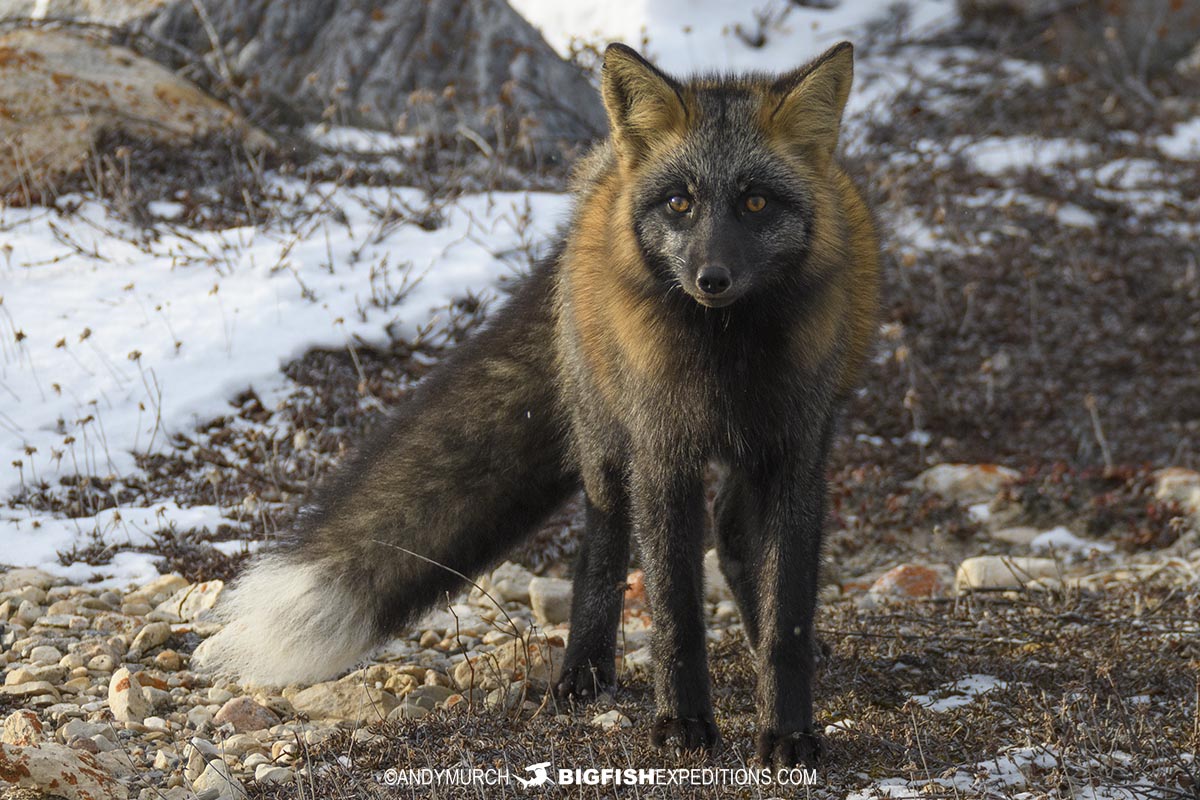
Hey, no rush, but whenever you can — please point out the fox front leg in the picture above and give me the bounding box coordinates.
[750,438,833,769]
[557,461,631,701]
[629,455,719,753]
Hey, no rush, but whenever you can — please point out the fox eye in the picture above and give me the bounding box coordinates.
[744,195,767,213]
[667,195,691,214]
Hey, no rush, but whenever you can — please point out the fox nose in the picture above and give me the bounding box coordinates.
[696,266,732,296]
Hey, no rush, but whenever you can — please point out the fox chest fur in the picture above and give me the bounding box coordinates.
[554,125,878,467]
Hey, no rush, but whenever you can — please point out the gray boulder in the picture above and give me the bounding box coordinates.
[959,0,1200,76]
[146,0,607,155]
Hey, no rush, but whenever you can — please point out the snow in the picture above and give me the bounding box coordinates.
[911,673,1008,712]
[1055,204,1098,229]
[851,747,1062,798]
[1158,116,1200,160]
[1031,526,1115,557]
[0,502,230,587]
[968,502,991,522]
[823,718,856,736]
[511,0,959,75]
[306,125,418,154]
[1,185,568,580]
[962,136,1095,176]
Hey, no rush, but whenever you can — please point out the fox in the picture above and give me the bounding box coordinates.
[195,41,879,768]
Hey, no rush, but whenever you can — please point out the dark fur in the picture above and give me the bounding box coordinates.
[298,258,577,636]
[207,43,879,769]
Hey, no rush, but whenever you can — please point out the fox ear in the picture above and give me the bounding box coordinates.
[768,41,854,160]
[602,43,687,163]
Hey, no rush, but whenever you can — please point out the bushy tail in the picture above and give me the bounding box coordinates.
[195,263,576,686]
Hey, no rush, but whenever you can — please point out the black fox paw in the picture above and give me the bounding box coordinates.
[554,661,615,702]
[651,715,720,754]
[757,728,821,768]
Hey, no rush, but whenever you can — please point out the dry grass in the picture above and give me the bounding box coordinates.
[241,579,1197,798]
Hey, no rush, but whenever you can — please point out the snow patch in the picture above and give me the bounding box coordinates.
[1158,116,1200,160]
[1030,526,1114,557]
[912,673,1008,711]
[963,136,1094,176]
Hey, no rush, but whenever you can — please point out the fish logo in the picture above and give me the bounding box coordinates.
[517,762,552,788]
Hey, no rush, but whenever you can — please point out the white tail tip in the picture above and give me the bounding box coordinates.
[193,556,376,686]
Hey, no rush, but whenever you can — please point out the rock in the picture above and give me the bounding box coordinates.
[185,706,216,730]
[5,667,34,685]
[452,636,564,692]
[713,600,739,622]
[148,0,605,155]
[289,679,397,724]
[2,710,44,746]
[622,648,653,675]
[0,680,61,702]
[955,556,1060,593]
[122,602,153,617]
[0,568,61,592]
[0,0,166,25]
[243,752,270,770]
[960,0,1200,74]
[0,30,270,195]
[868,564,948,599]
[87,655,116,673]
[46,599,78,615]
[957,0,1080,16]
[130,576,190,605]
[617,613,652,650]
[1154,468,1200,515]
[39,614,90,630]
[207,687,235,704]
[476,561,535,605]
[59,719,114,744]
[590,710,632,729]
[254,763,293,784]
[143,716,171,733]
[703,549,732,602]
[149,581,224,623]
[405,685,456,711]
[529,577,572,626]
[912,464,1020,504]
[218,732,264,755]
[484,682,526,711]
[154,649,184,671]
[0,741,123,799]
[192,758,248,800]
[14,600,42,626]
[387,700,430,721]
[29,645,64,665]
[213,696,280,733]
[59,652,86,669]
[108,668,149,723]
[625,570,647,606]
[68,735,101,753]
[129,621,172,657]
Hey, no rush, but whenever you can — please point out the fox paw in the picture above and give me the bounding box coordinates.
[651,715,720,754]
[757,728,821,769]
[554,661,615,702]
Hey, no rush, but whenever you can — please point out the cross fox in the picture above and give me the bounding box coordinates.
[197,41,879,767]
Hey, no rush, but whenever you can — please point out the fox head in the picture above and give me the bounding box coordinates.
[599,42,854,309]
